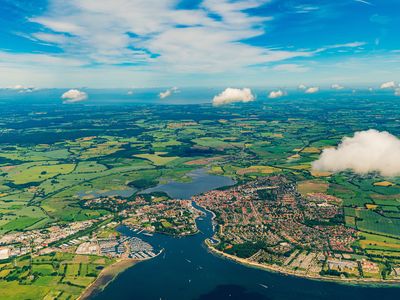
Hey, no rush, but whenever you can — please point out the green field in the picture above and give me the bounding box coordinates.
[358,232,400,253]
[1,96,400,294]
[4,162,76,185]
[134,153,179,166]
[356,209,400,238]
[0,253,114,300]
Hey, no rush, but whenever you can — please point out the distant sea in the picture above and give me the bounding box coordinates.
[0,87,398,106]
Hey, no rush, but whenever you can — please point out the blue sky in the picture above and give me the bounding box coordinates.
[0,0,399,88]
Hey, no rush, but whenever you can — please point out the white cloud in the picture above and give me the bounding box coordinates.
[212,88,255,106]
[0,51,86,67]
[331,84,344,90]
[293,5,319,14]
[159,90,172,99]
[159,87,179,99]
[61,89,88,103]
[9,84,25,90]
[3,84,36,92]
[312,129,400,176]
[18,88,36,93]
[305,87,319,94]
[380,81,396,89]
[1,2,395,87]
[268,90,286,99]
[32,32,70,44]
[331,42,366,48]
[354,0,373,6]
[25,0,316,74]
[318,42,366,51]
[272,64,309,73]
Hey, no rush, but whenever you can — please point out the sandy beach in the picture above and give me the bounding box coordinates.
[78,259,138,300]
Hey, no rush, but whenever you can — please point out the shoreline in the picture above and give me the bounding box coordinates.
[205,240,400,287]
[78,258,138,300]
[78,248,164,300]
[195,201,400,287]
[122,224,199,238]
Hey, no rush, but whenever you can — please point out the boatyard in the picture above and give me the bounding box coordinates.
[76,234,158,260]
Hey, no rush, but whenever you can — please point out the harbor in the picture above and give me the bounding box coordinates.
[91,203,400,300]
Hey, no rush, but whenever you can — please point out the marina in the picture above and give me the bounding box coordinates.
[92,202,400,300]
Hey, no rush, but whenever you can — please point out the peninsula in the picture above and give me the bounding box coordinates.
[194,176,400,283]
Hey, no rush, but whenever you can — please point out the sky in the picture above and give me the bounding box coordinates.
[0,0,399,88]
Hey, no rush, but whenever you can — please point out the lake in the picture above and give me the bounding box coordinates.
[142,168,235,199]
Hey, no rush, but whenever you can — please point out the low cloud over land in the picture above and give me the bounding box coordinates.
[312,129,400,176]
[61,89,88,103]
[380,81,396,89]
[3,85,36,93]
[159,87,179,99]
[268,90,285,99]
[331,84,344,90]
[305,87,319,94]
[212,88,254,106]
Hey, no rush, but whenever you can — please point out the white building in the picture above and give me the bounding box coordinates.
[0,247,11,260]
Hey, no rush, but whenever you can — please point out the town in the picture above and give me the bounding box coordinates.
[83,194,200,236]
[0,217,106,260]
[0,216,158,262]
[0,191,200,264]
[194,175,400,281]
[2,174,400,283]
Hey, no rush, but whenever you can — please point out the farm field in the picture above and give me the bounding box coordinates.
[0,99,400,236]
[0,253,114,300]
[0,96,400,293]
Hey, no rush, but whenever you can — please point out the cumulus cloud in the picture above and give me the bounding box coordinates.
[159,87,179,99]
[331,84,344,90]
[268,90,286,99]
[159,89,172,99]
[9,84,26,90]
[380,81,396,89]
[61,89,88,103]
[212,88,255,106]
[305,87,319,94]
[3,85,36,92]
[312,129,400,176]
